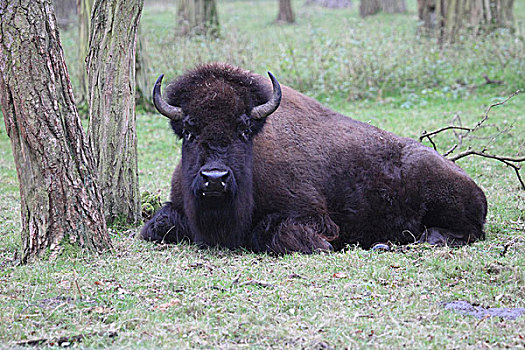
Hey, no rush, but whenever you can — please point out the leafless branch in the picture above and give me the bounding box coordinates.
[450,149,524,190]
[442,144,458,157]
[238,279,275,288]
[419,90,523,189]
[419,126,471,143]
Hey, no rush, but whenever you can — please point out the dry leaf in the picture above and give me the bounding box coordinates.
[333,272,348,279]
[153,298,181,311]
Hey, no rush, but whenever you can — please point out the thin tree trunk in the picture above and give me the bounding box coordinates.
[76,0,94,108]
[381,0,406,13]
[418,0,515,41]
[176,0,220,36]
[0,0,111,263]
[53,0,77,29]
[359,0,380,17]
[87,0,143,226]
[276,0,295,23]
[135,26,153,110]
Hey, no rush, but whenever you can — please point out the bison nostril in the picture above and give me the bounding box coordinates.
[200,169,230,190]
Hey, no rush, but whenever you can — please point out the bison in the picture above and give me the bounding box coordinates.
[141,63,487,253]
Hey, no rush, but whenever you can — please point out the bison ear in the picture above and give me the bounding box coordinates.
[170,119,184,139]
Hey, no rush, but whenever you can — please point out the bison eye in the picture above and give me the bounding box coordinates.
[183,129,195,142]
[240,129,249,142]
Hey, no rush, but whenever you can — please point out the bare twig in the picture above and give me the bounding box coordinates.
[500,237,520,257]
[73,270,82,299]
[474,314,491,329]
[450,149,525,190]
[484,90,521,117]
[238,279,275,288]
[442,144,458,157]
[482,74,504,85]
[419,90,523,189]
[419,126,471,143]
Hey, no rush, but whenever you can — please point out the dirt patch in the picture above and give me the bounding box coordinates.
[443,300,525,320]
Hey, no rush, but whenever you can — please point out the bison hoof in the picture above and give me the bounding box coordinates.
[371,243,391,252]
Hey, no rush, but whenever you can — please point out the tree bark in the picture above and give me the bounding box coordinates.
[418,0,515,41]
[87,0,142,226]
[360,0,406,16]
[359,0,380,17]
[135,26,153,110]
[176,0,220,36]
[276,0,295,23]
[76,0,94,108]
[0,0,111,263]
[53,0,77,29]
[380,0,406,13]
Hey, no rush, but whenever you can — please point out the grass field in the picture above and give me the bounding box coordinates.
[1,0,524,348]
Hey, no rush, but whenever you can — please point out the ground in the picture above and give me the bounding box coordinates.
[0,0,524,348]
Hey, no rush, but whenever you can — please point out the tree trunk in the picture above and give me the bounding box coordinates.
[418,0,437,32]
[135,26,153,110]
[359,0,380,17]
[0,0,111,263]
[276,0,295,23]
[87,0,142,226]
[418,0,514,41]
[176,0,220,36]
[53,0,77,29]
[380,0,406,13]
[360,0,406,16]
[76,0,94,109]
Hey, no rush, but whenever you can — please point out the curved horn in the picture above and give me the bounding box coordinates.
[250,72,282,120]
[152,74,184,121]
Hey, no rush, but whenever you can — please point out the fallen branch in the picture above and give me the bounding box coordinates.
[419,90,523,189]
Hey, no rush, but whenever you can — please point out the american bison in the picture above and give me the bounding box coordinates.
[141,63,487,253]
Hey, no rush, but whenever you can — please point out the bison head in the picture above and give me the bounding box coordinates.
[152,64,281,246]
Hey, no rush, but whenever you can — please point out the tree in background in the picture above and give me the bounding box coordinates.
[359,0,406,17]
[76,0,94,107]
[53,0,77,28]
[135,26,153,110]
[177,0,219,36]
[277,0,295,23]
[0,0,111,263]
[381,0,406,13]
[418,0,514,42]
[87,0,143,226]
[359,0,379,16]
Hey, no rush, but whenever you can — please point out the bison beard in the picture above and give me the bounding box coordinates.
[140,63,487,254]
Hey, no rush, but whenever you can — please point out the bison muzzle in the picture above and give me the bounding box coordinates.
[141,63,487,253]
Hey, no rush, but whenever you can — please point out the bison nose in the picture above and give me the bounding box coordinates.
[200,169,230,192]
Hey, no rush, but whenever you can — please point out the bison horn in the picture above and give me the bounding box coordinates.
[250,72,282,120]
[152,74,184,121]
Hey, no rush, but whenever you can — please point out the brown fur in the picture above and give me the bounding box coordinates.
[141,63,487,253]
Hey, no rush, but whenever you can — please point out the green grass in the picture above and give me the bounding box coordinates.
[1,0,525,348]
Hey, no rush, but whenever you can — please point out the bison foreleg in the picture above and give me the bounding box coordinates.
[140,203,192,244]
[252,214,339,254]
